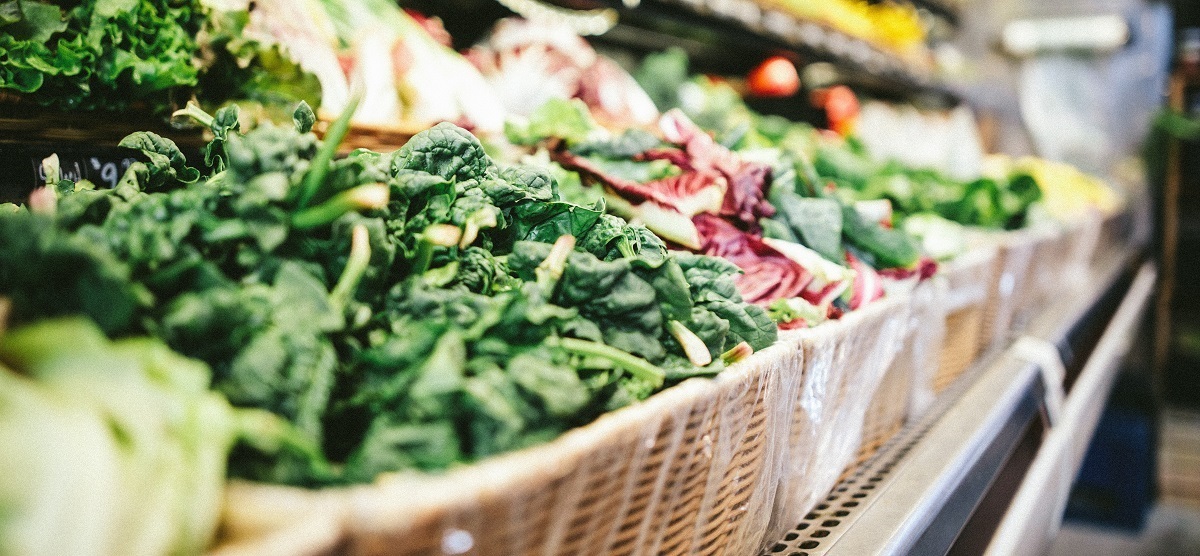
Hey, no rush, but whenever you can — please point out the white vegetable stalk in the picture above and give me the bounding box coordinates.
[668,321,713,366]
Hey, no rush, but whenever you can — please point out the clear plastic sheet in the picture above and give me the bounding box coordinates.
[765,295,913,543]
[971,228,1040,352]
[855,278,946,472]
[1059,213,1103,294]
[1018,215,1107,336]
[889,277,948,425]
[210,332,808,556]
[1024,225,1073,321]
[927,246,1000,400]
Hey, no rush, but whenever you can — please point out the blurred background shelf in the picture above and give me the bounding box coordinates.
[408,0,958,109]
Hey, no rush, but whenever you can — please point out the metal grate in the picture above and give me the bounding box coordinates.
[762,350,998,556]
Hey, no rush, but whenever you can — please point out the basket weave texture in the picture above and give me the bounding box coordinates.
[210,294,919,556]
[932,247,999,395]
[211,328,808,556]
[766,295,912,538]
[860,279,944,464]
[975,229,1040,352]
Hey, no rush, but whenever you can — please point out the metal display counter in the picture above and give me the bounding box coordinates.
[763,248,1155,556]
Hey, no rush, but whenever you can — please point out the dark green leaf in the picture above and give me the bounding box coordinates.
[293,101,316,133]
[840,204,919,269]
[774,194,843,262]
[392,122,496,182]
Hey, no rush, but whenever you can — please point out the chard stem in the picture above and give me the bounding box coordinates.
[550,336,665,388]
[296,95,360,208]
[535,235,575,296]
[720,342,754,365]
[292,184,389,229]
[616,237,636,259]
[172,101,215,129]
[668,320,713,366]
[410,225,461,276]
[330,224,371,310]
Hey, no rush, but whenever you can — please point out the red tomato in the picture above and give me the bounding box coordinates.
[811,86,860,136]
[747,56,800,97]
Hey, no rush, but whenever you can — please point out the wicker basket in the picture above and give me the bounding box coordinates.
[328,121,421,154]
[932,247,1000,394]
[211,333,805,556]
[857,357,910,465]
[0,96,205,149]
[975,229,1039,352]
[768,295,913,537]
[858,279,944,464]
[1019,226,1072,322]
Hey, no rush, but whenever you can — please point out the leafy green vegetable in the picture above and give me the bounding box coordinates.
[840,203,920,269]
[0,0,203,113]
[0,104,773,487]
[0,318,296,556]
[394,122,497,183]
[772,194,843,262]
[634,47,690,113]
[505,97,597,146]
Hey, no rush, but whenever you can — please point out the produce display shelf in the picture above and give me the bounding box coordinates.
[572,0,957,104]
[761,246,1154,556]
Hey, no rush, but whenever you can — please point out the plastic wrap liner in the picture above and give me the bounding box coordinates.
[875,276,947,438]
[1060,213,1103,292]
[857,278,945,465]
[764,294,913,543]
[929,246,1000,399]
[971,228,1039,352]
[210,332,808,556]
[1024,225,1073,319]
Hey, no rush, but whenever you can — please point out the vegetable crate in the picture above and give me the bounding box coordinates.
[933,246,999,394]
[322,121,420,154]
[1018,216,1104,333]
[859,279,944,465]
[976,230,1039,353]
[213,339,799,556]
[214,295,917,556]
[768,295,912,539]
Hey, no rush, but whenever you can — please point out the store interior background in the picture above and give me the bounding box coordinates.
[999,0,1200,553]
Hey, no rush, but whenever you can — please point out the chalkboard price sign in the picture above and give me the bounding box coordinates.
[0,144,144,202]
[31,155,137,189]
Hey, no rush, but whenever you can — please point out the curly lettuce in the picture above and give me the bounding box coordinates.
[0,0,202,113]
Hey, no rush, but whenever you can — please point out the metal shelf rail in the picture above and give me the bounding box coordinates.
[573,0,958,104]
[763,251,1155,556]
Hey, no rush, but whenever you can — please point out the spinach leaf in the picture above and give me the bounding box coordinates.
[391,122,495,182]
[840,203,920,269]
[773,194,843,262]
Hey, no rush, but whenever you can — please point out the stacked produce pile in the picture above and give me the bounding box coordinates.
[470,25,948,331]
[0,102,775,550]
[0,0,201,112]
[465,18,658,129]
[1,0,507,133]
